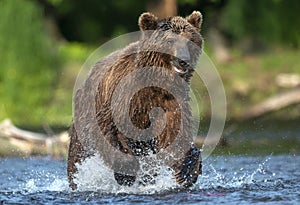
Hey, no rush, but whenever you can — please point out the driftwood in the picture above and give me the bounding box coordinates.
[0,119,69,157]
[240,87,300,120]
[276,73,300,88]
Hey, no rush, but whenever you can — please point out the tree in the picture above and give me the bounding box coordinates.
[0,0,59,125]
[146,0,177,18]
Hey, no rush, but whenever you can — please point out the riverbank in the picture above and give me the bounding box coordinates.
[213,48,300,120]
[0,118,299,158]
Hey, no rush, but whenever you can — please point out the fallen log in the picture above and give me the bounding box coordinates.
[0,119,69,158]
[0,119,48,143]
[240,87,300,120]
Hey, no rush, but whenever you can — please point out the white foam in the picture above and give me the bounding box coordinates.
[23,170,69,193]
[21,155,275,195]
[73,154,180,194]
[194,156,274,190]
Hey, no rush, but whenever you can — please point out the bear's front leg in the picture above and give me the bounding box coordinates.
[173,147,202,187]
[67,124,91,190]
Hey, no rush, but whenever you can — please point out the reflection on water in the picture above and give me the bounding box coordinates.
[0,154,299,204]
[202,120,300,155]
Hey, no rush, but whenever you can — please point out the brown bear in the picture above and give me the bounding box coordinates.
[67,11,203,190]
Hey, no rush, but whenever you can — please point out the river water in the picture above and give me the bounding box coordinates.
[0,154,299,205]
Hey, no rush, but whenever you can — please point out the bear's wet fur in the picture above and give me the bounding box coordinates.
[67,11,203,189]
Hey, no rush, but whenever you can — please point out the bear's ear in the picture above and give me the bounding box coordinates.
[186,11,202,30]
[138,12,158,31]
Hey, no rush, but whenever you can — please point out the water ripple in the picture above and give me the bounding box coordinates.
[0,155,299,204]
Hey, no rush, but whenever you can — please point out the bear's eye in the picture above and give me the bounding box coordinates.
[167,39,175,46]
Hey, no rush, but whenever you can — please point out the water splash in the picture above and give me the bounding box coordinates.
[71,154,276,195]
[73,154,179,194]
[24,175,69,193]
[16,154,278,196]
[16,158,70,193]
[195,156,276,191]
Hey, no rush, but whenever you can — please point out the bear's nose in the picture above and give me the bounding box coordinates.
[178,59,190,68]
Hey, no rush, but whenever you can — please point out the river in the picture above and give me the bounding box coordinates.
[1,154,299,204]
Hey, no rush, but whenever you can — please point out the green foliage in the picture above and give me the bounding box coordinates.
[221,0,300,47]
[0,0,59,125]
[55,0,146,43]
[58,42,94,63]
[43,43,96,126]
[277,0,300,47]
[0,0,299,127]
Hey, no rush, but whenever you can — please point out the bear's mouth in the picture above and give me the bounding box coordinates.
[171,60,189,74]
[172,65,188,74]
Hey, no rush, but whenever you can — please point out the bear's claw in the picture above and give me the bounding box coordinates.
[174,147,202,187]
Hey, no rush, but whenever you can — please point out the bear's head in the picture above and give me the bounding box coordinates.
[137,11,203,82]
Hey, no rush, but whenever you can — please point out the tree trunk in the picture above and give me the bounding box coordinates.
[147,0,177,18]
